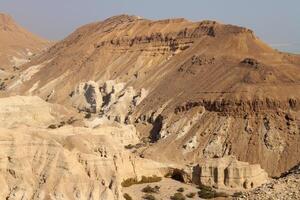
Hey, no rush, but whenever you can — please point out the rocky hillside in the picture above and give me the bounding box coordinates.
[0,13,50,73]
[6,14,299,177]
[238,164,300,199]
[9,15,300,101]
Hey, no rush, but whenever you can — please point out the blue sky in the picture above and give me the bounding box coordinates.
[1,0,299,53]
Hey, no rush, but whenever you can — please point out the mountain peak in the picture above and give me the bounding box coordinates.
[0,13,13,21]
[103,14,142,23]
[0,13,18,31]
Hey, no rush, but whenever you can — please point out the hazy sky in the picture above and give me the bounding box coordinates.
[1,0,299,53]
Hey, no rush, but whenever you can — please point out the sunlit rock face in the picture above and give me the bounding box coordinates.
[196,156,268,190]
[71,80,148,123]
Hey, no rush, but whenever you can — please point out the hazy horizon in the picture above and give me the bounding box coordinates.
[1,0,299,53]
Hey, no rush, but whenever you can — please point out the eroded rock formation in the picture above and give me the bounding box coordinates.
[71,80,148,123]
[0,96,168,200]
[196,156,268,190]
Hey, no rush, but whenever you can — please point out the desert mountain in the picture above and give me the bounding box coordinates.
[1,14,300,199]
[7,14,300,175]
[7,15,300,102]
[0,13,50,72]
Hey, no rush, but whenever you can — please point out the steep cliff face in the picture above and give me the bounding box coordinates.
[5,15,300,178]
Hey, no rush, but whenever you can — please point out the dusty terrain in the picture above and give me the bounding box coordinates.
[123,178,202,200]
[0,14,299,200]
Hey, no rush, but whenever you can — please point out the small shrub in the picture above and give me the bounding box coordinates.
[67,117,77,124]
[197,185,228,199]
[198,190,215,199]
[198,184,213,191]
[232,192,243,197]
[143,194,156,200]
[123,193,133,200]
[58,121,65,128]
[124,144,135,149]
[186,192,196,198]
[121,178,138,187]
[170,192,186,200]
[140,175,162,184]
[121,176,162,187]
[48,124,57,129]
[84,113,92,119]
[177,187,184,192]
[142,185,160,193]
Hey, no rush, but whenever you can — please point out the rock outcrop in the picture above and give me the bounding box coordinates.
[71,81,103,113]
[71,80,148,123]
[195,156,268,190]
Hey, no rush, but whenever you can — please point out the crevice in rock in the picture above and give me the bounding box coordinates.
[149,115,163,143]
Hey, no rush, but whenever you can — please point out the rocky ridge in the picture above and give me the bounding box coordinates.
[4,14,300,177]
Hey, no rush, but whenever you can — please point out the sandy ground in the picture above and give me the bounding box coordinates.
[123,178,202,200]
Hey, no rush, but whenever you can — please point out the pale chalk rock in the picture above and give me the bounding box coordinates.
[71,80,148,123]
[71,81,103,113]
[196,156,268,190]
[0,95,70,128]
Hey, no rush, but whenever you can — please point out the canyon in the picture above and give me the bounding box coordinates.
[0,13,299,200]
